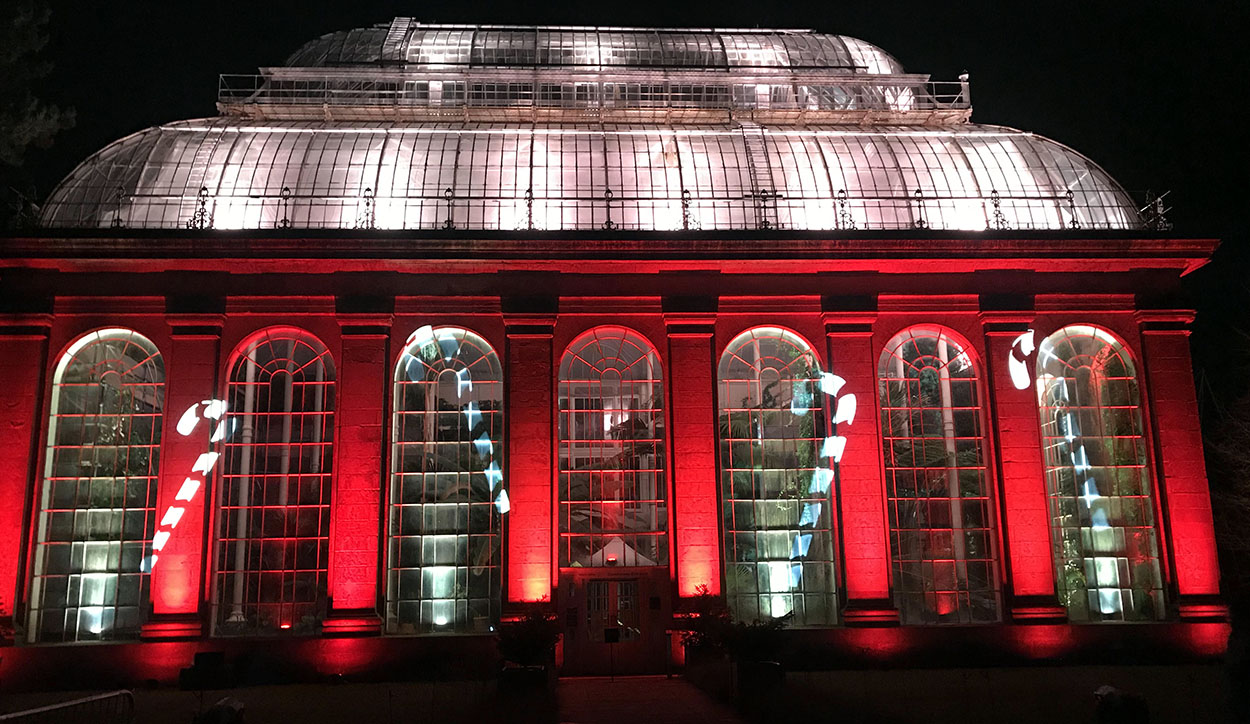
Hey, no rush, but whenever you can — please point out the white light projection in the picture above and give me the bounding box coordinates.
[146,399,236,571]
[1007,329,1036,390]
[776,371,856,617]
[1041,376,1115,615]
[403,326,510,517]
[1030,325,1155,620]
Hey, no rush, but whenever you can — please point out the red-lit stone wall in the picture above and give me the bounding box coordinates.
[148,321,221,626]
[827,316,895,620]
[1138,312,1222,610]
[505,318,555,603]
[0,272,1229,670]
[666,316,719,596]
[0,324,48,624]
[982,314,1062,616]
[328,319,388,622]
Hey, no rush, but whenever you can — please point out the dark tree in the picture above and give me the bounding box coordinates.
[0,1,74,228]
[1201,326,1250,600]
[1200,327,1250,721]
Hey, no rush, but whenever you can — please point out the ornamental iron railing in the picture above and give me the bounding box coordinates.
[76,187,1141,232]
[217,71,970,123]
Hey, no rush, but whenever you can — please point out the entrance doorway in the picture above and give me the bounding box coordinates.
[560,568,671,675]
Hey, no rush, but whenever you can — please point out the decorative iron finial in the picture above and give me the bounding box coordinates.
[913,189,928,230]
[442,187,455,230]
[988,190,1010,231]
[1066,190,1081,230]
[524,187,534,230]
[1142,190,1173,231]
[756,188,777,230]
[186,186,212,230]
[111,186,127,229]
[356,187,376,230]
[277,186,292,229]
[602,188,618,230]
[837,189,856,230]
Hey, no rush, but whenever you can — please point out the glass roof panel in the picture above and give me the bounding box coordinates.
[720,33,791,67]
[472,30,539,66]
[283,23,902,73]
[41,121,1140,232]
[658,32,726,67]
[406,29,474,65]
[840,36,904,74]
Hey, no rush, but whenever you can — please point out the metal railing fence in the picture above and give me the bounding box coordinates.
[0,690,134,724]
[218,73,969,116]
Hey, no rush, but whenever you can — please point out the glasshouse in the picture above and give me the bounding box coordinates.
[0,19,1227,694]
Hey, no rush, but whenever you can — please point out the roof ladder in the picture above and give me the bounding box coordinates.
[381,18,415,63]
[179,131,226,227]
[740,122,780,230]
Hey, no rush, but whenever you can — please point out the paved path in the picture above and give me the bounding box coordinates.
[557,675,746,724]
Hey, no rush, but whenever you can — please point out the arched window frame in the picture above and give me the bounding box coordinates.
[213,326,336,635]
[28,328,165,643]
[876,325,1000,624]
[1034,324,1164,622]
[716,326,838,625]
[557,326,668,569]
[387,326,505,634]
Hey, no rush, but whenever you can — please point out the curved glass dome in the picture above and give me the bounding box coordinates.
[40,120,1141,232]
[284,22,905,74]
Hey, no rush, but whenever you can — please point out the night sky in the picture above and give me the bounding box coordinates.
[26,1,1246,402]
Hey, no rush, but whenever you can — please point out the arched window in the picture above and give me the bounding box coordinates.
[717,327,836,625]
[1035,325,1163,621]
[389,326,504,633]
[214,328,335,634]
[28,329,165,642]
[558,327,666,568]
[878,326,999,624]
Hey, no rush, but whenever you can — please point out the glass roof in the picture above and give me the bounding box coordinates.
[284,21,905,74]
[40,120,1141,232]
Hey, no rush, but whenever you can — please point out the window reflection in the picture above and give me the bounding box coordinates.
[717,327,837,625]
[878,326,1000,624]
[1035,325,1163,622]
[388,327,504,633]
[28,329,165,643]
[215,327,335,635]
[558,327,667,568]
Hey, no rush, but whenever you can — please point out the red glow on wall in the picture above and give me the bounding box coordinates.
[1007,624,1078,659]
[0,333,45,619]
[1140,326,1222,597]
[328,331,387,612]
[506,329,554,603]
[844,627,914,661]
[670,632,686,666]
[668,327,721,598]
[828,329,891,602]
[317,637,383,675]
[150,336,219,616]
[1178,623,1231,657]
[984,326,1057,599]
[677,564,718,598]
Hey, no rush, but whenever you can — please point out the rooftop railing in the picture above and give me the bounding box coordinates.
[217,72,970,123]
[47,187,1142,232]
